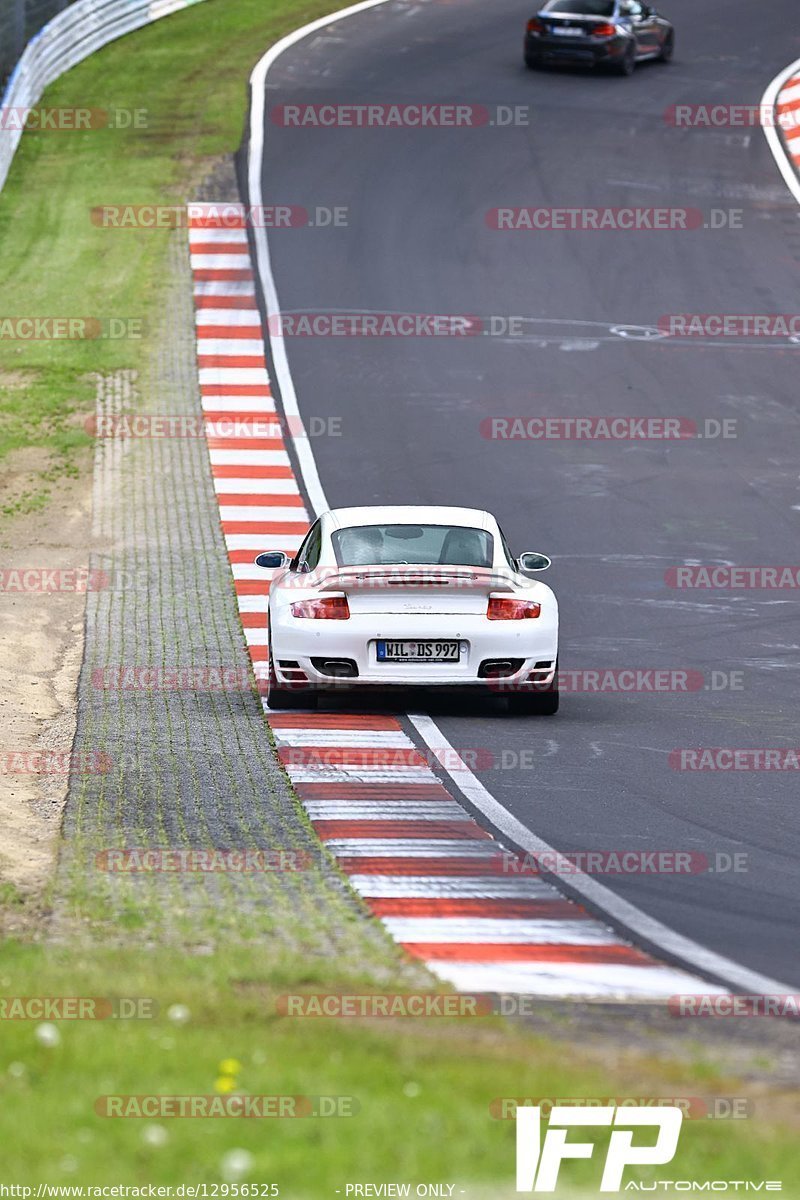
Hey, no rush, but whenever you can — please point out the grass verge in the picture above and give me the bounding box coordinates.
[1,942,798,1193]
[0,0,339,513]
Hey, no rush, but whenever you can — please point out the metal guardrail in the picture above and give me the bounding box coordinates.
[0,0,207,193]
[0,1,75,88]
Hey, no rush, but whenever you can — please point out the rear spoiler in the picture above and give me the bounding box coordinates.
[313,565,516,594]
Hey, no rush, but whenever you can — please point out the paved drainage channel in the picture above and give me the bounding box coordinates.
[55,173,421,977]
[189,201,725,1001]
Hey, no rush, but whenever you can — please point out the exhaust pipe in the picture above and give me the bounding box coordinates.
[314,659,358,678]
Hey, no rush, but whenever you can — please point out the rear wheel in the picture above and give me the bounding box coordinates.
[616,43,636,75]
[507,660,559,716]
[658,31,674,62]
[524,54,541,69]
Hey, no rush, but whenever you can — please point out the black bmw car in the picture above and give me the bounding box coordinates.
[524,0,674,75]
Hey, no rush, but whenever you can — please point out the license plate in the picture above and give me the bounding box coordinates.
[377,640,460,662]
[551,26,583,35]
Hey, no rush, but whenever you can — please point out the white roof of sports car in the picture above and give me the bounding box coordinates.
[327,505,497,531]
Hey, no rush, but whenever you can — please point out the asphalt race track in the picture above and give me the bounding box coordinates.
[244,0,800,988]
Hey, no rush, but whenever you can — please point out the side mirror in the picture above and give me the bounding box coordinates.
[518,552,552,573]
[641,4,654,15]
[254,551,289,570]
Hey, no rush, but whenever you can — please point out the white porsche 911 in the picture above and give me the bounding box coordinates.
[255,505,559,714]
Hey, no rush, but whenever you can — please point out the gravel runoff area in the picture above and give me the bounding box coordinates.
[53,158,426,981]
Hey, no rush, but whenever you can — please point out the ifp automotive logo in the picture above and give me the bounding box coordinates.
[515,1104,683,1192]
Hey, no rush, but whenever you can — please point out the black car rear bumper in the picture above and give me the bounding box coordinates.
[524,33,629,66]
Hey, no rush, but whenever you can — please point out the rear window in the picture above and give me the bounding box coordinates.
[331,524,494,569]
[543,1,615,14]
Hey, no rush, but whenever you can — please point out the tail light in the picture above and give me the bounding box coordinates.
[487,597,541,620]
[290,596,350,619]
[592,22,617,36]
[527,18,544,33]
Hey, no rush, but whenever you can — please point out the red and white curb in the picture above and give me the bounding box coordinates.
[191,215,302,681]
[776,72,800,173]
[189,206,725,1001]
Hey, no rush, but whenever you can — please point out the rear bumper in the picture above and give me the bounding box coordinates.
[524,33,629,65]
[269,609,558,689]
[273,660,559,692]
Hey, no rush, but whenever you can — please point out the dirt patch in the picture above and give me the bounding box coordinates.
[0,371,37,389]
[0,467,95,928]
[0,444,90,516]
